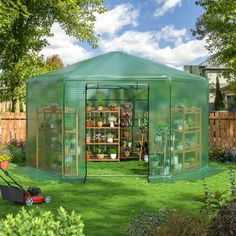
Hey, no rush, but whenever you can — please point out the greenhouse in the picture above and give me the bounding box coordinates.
[26,51,208,182]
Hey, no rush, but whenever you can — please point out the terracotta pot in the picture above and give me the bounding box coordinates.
[86,122,93,127]
[86,137,91,143]
[124,133,130,139]
[86,154,92,159]
[86,106,91,112]
[124,152,130,158]
[0,160,9,169]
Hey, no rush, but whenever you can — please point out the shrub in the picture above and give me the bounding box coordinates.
[209,145,236,163]
[156,212,206,236]
[208,199,236,236]
[126,208,166,236]
[0,207,84,236]
[7,139,26,165]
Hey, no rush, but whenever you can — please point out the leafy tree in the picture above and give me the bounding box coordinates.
[45,54,64,71]
[214,76,224,110]
[0,0,105,110]
[192,0,236,75]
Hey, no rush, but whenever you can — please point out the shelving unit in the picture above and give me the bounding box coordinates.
[64,108,79,176]
[171,107,201,173]
[86,107,121,161]
[36,107,63,173]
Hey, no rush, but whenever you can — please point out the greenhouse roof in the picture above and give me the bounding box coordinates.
[28,51,208,83]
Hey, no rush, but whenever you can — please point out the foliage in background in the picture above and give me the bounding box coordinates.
[209,145,236,163]
[0,207,84,236]
[126,208,166,236]
[45,54,64,71]
[193,0,236,76]
[208,199,236,236]
[214,76,224,110]
[7,139,26,165]
[0,0,106,109]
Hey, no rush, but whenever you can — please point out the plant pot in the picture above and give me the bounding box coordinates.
[124,152,130,158]
[0,160,9,170]
[86,106,91,112]
[86,154,92,159]
[178,125,183,131]
[110,122,115,127]
[109,107,116,111]
[97,154,105,159]
[97,106,103,111]
[86,122,93,127]
[86,137,91,143]
[124,133,130,139]
[110,154,117,160]
[97,121,103,127]
[144,155,148,162]
[107,138,113,143]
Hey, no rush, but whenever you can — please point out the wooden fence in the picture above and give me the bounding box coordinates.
[209,112,236,150]
[0,113,26,146]
[0,111,236,149]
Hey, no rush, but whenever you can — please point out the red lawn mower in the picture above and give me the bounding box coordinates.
[0,168,51,206]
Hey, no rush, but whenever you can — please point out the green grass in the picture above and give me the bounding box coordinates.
[0,161,234,236]
[87,160,148,176]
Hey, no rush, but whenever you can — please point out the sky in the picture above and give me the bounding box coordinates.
[41,0,209,70]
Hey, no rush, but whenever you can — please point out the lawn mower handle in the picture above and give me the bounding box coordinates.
[0,168,25,192]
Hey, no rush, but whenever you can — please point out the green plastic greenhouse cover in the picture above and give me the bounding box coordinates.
[26,51,208,183]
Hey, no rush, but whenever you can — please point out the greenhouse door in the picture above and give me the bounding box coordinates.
[85,83,149,178]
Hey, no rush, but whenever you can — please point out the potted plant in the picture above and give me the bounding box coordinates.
[95,133,102,143]
[86,131,92,143]
[86,101,92,112]
[109,103,117,111]
[124,148,130,158]
[106,133,114,143]
[86,150,92,159]
[96,91,105,111]
[95,147,105,159]
[0,154,10,169]
[123,129,130,139]
[109,148,117,160]
[86,118,94,127]
[96,115,103,127]
[107,115,117,127]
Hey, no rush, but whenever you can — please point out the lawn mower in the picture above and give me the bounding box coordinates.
[0,168,51,206]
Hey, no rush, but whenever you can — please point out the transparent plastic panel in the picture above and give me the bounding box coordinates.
[171,81,208,176]
[64,82,86,179]
[148,80,171,180]
[26,80,63,174]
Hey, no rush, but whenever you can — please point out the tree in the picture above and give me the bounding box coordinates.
[214,76,224,110]
[192,0,236,75]
[0,0,105,110]
[45,55,64,71]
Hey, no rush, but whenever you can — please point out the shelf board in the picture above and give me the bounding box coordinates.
[87,109,119,113]
[175,146,200,153]
[87,158,119,162]
[86,126,119,129]
[87,142,119,145]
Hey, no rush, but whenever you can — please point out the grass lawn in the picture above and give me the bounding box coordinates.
[0,161,234,236]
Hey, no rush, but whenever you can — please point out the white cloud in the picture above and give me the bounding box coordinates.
[154,0,182,17]
[94,4,139,36]
[40,23,92,66]
[99,25,209,67]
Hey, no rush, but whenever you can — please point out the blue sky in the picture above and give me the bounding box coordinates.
[41,0,209,69]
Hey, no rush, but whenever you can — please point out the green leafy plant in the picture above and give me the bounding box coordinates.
[106,133,114,138]
[96,115,103,122]
[108,115,116,123]
[0,207,84,235]
[96,91,105,107]
[109,148,117,154]
[0,154,11,163]
[95,147,105,154]
[86,101,92,107]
